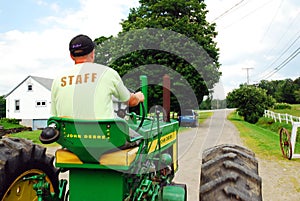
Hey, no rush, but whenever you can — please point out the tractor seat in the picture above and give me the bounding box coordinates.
[56,146,139,166]
[47,117,143,163]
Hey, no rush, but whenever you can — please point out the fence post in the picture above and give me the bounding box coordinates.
[265,110,299,125]
[290,115,294,124]
[278,113,281,123]
[272,112,276,122]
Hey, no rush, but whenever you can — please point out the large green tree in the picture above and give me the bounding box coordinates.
[94,0,221,113]
[227,85,275,123]
[258,78,298,104]
[279,79,297,104]
[293,77,300,103]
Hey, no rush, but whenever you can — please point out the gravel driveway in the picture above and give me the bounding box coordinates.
[174,109,243,200]
[174,109,300,201]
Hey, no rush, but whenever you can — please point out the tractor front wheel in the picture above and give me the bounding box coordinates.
[0,137,59,201]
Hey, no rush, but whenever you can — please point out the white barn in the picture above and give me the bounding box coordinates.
[5,76,53,130]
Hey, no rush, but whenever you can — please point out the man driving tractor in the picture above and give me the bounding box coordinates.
[51,34,144,119]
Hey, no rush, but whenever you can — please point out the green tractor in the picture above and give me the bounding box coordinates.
[0,76,186,201]
[0,76,262,201]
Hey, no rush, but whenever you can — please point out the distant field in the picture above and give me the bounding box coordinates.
[272,104,300,117]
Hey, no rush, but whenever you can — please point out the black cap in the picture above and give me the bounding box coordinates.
[69,34,95,57]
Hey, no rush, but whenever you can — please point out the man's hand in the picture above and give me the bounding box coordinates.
[129,91,144,107]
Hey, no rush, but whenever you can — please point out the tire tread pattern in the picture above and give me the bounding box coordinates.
[200,144,262,201]
[0,137,59,199]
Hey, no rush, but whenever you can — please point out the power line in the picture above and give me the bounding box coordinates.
[260,0,284,42]
[256,33,300,80]
[277,11,300,43]
[222,0,273,29]
[262,10,300,59]
[212,0,246,22]
[262,47,300,80]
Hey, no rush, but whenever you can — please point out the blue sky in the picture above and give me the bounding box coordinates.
[0,0,299,99]
[0,0,80,32]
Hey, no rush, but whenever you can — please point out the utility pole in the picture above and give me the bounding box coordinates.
[242,67,254,85]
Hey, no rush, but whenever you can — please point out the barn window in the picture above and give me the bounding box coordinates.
[28,84,33,91]
[36,101,46,107]
[15,100,20,111]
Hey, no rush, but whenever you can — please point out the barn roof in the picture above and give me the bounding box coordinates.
[5,75,53,98]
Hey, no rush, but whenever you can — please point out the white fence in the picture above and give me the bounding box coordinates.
[264,110,300,124]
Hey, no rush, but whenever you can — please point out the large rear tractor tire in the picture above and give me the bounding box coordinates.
[199,144,262,201]
[0,137,59,201]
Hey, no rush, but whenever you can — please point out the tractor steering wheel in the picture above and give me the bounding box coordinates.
[114,89,145,132]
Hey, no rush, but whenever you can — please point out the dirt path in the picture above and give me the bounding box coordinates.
[174,109,300,201]
[174,109,243,200]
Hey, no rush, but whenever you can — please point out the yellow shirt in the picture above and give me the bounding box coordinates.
[51,63,130,119]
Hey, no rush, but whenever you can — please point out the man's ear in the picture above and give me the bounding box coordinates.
[91,49,95,61]
[70,53,75,61]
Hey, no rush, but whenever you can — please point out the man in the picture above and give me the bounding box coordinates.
[51,34,144,119]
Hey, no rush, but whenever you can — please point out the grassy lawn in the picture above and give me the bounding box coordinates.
[6,130,41,144]
[228,111,300,160]
[6,130,59,147]
[271,104,300,117]
[0,119,24,129]
[229,112,281,159]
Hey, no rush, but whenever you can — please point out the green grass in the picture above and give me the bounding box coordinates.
[6,130,58,147]
[7,130,41,143]
[198,111,213,124]
[272,104,300,117]
[0,120,24,129]
[228,112,300,161]
[228,112,281,159]
[227,104,300,161]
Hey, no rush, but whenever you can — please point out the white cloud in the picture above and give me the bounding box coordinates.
[0,29,72,93]
[206,0,300,95]
[0,0,139,95]
[39,0,139,38]
[35,0,61,12]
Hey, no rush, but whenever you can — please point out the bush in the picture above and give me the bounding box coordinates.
[0,118,22,129]
[274,103,292,110]
[0,118,20,124]
[226,85,275,124]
